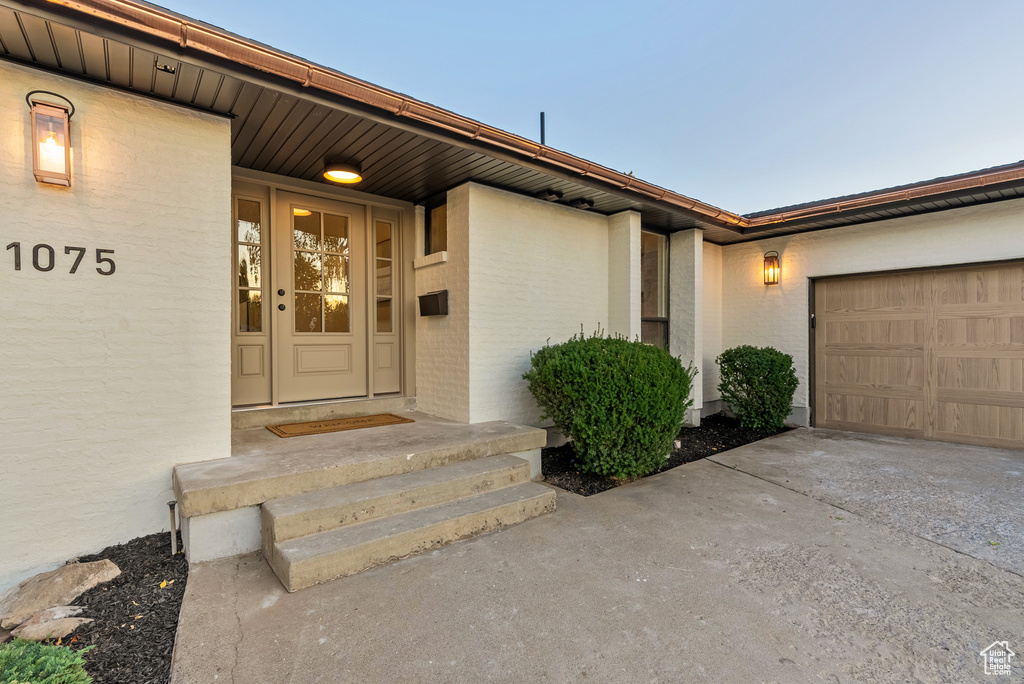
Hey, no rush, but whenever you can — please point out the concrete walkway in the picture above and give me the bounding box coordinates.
[170,429,1024,683]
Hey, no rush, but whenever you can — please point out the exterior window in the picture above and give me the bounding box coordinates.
[425,203,447,255]
[640,231,667,349]
[375,220,394,333]
[236,198,264,333]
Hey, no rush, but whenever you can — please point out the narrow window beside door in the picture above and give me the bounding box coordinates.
[640,231,668,349]
[236,198,264,333]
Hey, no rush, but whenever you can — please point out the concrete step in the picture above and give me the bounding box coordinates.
[267,483,557,592]
[173,411,546,518]
[262,454,532,545]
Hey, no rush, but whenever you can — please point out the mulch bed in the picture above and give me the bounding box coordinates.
[543,412,789,496]
[67,532,188,684]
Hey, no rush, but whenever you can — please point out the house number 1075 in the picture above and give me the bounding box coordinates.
[5,242,116,276]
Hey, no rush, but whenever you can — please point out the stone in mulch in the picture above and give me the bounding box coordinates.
[70,533,188,684]
[542,412,790,496]
[0,560,120,630]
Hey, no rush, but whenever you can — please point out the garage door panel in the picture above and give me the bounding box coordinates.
[825,355,923,387]
[825,394,923,432]
[936,357,1024,392]
[823,274,928,313]
[815,260,1024,450]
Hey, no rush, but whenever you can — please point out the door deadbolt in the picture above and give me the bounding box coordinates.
[278,304,286,311]
[277,289,285,296]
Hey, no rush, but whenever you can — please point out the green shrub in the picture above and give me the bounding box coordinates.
[0,639,93,684]
[716,345,798,433]
[523,330,697,479]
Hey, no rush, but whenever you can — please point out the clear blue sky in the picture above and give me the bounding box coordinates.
[167,0,1024,214]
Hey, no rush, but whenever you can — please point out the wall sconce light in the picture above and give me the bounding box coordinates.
[27,91,75,187]
[764,250,780,285]
[323,160,363,184]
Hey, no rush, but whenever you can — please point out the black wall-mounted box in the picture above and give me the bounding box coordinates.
[418,290,449,316]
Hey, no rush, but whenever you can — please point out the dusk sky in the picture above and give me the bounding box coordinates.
[166,0,1024,214]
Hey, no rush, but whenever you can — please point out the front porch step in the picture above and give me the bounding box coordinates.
[267,482,556,592]
[262,454,532,545]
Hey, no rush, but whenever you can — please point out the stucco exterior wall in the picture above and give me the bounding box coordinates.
[719,199,1024,424]
[466,184,610,424]
[414,187,471,422]
[0,63,231,591]
[701,241,723,409]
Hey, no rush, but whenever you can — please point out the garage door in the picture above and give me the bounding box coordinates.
[814,260,1024,449]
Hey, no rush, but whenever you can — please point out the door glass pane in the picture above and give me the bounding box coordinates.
[376,259,392,297]
[641,320,667,350]
[323,254,348,294]
[238,290,262,333]
[293,211,321,250]
[294,251,322,291]
[237,200,261,243]
[325,295,350,332]
[294,293,321,333]
[376,299,392,333]
[237,245,261,288]
[324,214,349,253]
[375,222,391,259]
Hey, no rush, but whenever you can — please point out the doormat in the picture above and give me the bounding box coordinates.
[267,413,415,437]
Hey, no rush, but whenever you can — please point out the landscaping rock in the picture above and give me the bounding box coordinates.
[12,617,93,641]
[0,628,10,645]
[10,605,85,631]
[0,560,120,629]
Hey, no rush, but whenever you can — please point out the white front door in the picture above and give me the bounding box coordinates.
[274,191,367,402]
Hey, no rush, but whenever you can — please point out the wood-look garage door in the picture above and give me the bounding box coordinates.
[814,260,1024,449]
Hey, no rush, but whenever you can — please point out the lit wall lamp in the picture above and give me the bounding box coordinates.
[763,250,780,285]
[27,90,75,187]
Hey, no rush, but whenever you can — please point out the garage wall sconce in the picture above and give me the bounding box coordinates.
[763,250,780,285]
[27,90,74,187]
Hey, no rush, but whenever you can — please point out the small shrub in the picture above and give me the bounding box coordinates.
[0,638,94,684]
[523,329,697,479]
[716,345,798,433]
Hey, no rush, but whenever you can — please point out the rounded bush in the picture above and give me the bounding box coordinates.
[0,638,94,684]
[716,345,798,433]
[523,331,697,480]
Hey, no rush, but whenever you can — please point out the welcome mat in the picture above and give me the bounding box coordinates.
[266,413,415,438]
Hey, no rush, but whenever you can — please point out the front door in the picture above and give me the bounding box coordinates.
[274,191,367,402]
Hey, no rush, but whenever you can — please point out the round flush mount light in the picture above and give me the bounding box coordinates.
[323,161,363,184]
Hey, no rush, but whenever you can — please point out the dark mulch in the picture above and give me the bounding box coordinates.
[542,412,790,496]
[67,532,188,684]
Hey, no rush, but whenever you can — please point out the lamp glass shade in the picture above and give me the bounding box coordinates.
[763,252,780,285]
[31,101,71,186]
[323,162,362,184]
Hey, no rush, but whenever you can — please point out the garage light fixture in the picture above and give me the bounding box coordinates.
[323,160,363,184]
[764,250,780,285]
[27,90,74,187]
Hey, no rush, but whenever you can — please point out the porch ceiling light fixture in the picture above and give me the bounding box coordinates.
[27,90,74,186]
[568,197,594,210]
[293,208,312,217]
[764,250,780,285]
[323,160,363,184]
[536,188,562,201]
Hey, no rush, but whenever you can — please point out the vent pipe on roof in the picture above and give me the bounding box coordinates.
[540,112,545,146]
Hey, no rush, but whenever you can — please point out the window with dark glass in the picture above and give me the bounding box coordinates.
[640,231,668,349]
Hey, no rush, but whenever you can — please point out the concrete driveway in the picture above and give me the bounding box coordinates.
[170,429,1024,683]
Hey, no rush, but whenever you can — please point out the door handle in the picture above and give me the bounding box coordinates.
[278,304,286,311]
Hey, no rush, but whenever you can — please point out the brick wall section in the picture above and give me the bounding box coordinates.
[0,62,232,591]
[467,184,610,425]
[718,198,1024,423]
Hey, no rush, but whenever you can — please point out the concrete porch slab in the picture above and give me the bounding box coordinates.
[173,411,546,518]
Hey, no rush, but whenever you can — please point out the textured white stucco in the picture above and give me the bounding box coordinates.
[0,63,231,591]
[702,242,723,410]
[719,199,1024,424]
[466,184,610,425]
